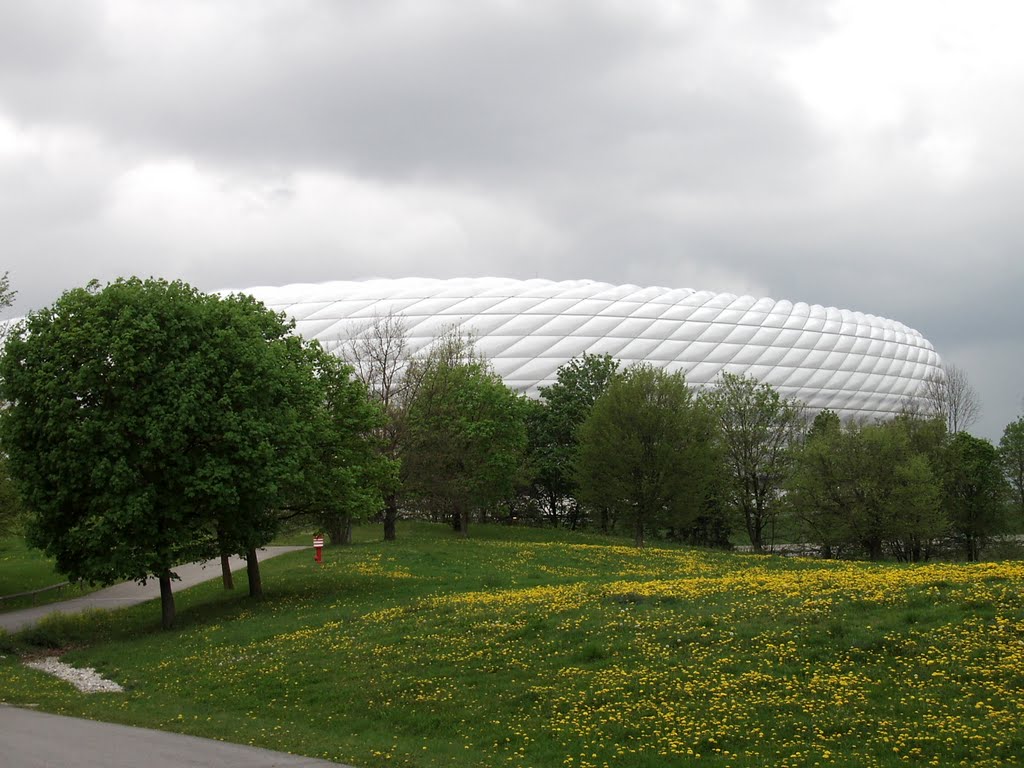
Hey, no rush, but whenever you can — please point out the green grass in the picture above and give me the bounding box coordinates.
[0,536,100,612]
[2,521,1024,768]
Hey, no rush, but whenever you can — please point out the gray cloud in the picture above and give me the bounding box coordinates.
[0,0,1020,440]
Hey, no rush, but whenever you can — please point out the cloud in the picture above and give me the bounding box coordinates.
[0,0,1020,438]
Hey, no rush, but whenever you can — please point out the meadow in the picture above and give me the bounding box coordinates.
[2,522,1023,767]
[0,536,98,611]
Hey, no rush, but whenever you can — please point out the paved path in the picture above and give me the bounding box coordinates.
[0,546,305,633]
[0,706,349,767]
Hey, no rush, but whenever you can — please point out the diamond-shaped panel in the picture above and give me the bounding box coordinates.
[235,278,943,422]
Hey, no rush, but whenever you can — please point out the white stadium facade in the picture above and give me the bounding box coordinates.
[239,277,942,422]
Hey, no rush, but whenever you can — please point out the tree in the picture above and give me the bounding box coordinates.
[0,452,25,537]
[576,365,721,547]
[943,432,1007,561]
[786,418,945,561]
[704,373,804,552]
[999,417,1024,519]
[299,350,397,545]
[922,363,981,434]
[530,353,619,529]
[0,273,21,535]
[0,278,323,628]
[0,271,15,341]
[403,355,527,537]
[340,312,415,541]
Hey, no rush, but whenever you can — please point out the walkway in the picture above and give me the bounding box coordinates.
[0,546,305,633]
[0,706,348,767]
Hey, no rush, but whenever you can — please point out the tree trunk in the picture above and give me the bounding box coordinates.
[866,538,884,561]
[634,516,645,548]
[159,571,175,630]
[383,495,398,541]
[220,552,234,589]
[246,547,263,599]
[327,514,352,545]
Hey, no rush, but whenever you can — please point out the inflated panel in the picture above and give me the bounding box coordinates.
[235,278,942,421]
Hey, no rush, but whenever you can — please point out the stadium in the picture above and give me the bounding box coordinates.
[238,277,942,422]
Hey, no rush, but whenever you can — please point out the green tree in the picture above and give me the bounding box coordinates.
[705,373,804,552]
[943,432,1008,561]
[0,452,25,536]
[0,273,21,535]
[530,353,619,529]
[300,350,397,545]
[786,418,944,561]
[999,417,1024,519]
[576,365,720,547]
[0,278,322,627]
[403,356,527,537]
[340,311,414,541]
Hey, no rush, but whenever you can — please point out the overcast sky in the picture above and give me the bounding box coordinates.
[1,0,1020,440]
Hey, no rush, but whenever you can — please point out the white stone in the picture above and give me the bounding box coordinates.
[24,656,124,693]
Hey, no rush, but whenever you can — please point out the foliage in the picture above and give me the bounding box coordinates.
[576,364,721,547]
[786,418,945,560]
[999,417,1024,519]
[4,523,1024,768]
[403,356,528,536]
[0,453,25,538]
[339,311,414,540]
[0,278,322,627]
[943,432,1008,561]
[704,372,804,552]
[530,353,619,528]
[0,272,20,535]
[299,351,398,545]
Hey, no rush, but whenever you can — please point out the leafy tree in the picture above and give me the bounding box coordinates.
[340,311,414,541]
[300,351,397,545]
[0,274,21,535]
[787,418,944,561]
[999,417,1024,519]
[0,452,25,537]
[576,365,720,547]
[704,372,804,552]
[0,271,14,326]
[943,432,1008,561]
[530,353,619,529]
[403,356,527,537]
[0,278,322,627]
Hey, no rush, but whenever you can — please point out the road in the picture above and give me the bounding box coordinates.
[0,546,305,633]
[0,706,349,767]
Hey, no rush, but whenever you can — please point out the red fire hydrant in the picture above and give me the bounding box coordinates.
[313,534,324,563]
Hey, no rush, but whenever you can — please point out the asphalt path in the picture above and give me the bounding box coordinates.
[0,706,349,767]
[0,546,305,633]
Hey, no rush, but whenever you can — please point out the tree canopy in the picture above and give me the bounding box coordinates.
[786,418,945,561]
[0,278,326,627]
[576,365,721,547]
[402,354,527,537]
[530,353,619,528]
[704,372,804,552]
[1000,417,1024,519]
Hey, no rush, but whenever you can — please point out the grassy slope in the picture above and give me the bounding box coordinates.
[0,536,99,611]
[2,522,1023,768]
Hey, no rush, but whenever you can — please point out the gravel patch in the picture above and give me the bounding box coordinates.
[24,656,124,693]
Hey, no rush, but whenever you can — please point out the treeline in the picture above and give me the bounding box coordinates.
[1,278,1023,627]
[335,311,1024,564]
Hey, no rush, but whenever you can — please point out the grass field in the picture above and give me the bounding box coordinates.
[2,522,1023,767]
[0,536,99,612]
